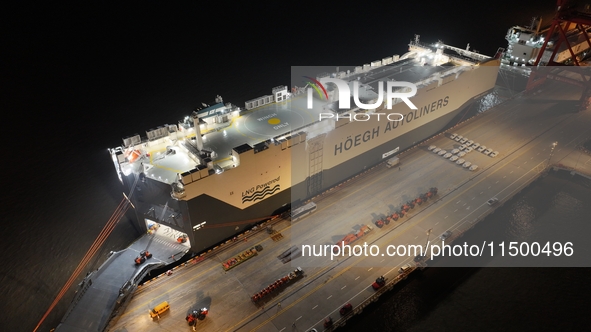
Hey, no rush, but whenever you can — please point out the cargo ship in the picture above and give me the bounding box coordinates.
[108,36,500,253]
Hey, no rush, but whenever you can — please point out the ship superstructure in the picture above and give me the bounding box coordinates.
[504,17,591,66]
[109,37,499,252]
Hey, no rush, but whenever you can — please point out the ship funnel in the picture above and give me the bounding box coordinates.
[192,113,204,150]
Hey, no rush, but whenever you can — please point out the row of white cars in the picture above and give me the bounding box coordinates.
[428,144,478,171]
[450,133,499,158]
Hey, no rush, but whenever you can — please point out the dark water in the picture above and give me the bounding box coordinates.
[4,1,586,331]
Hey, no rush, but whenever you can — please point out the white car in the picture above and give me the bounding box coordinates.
[464,147,473,153]
[483,148,493,155]
[469,165,478,171]
[466,140,474,146]
[458,144,466,151]
[455,135,463,142]
[487,198,499,206]
[451,148,460,154]
[463,161,472,168]
[457,151,466,157]
[438,150,447,156]
[440,230,452,240]
[490,151,499,157]
[472,142,480,149]
[456,158,465,165]
[450,155,459,162]
[477,145,486,152]
[460,137,468,144]
[444,153,452,158]
[428,145,437,151]
[450,133,458,139]
[433,147,441,153]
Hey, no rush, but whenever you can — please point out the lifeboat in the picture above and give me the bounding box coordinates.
[127,149,142,163]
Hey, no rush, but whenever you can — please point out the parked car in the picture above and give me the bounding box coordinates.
[469,165,479,171]
[472,142,480,149]
[450,155,459,161]
[440,230,452,240]
[399,264,412,273]
[438,150,447,156]
[457,151,466,157]
[487,197,499,206]
[456,158,465,165]
[459,144,467,151]
[483,148,493,155]
[463,161,472,168]
[477,145,486,152]
[428,145,437,151]
[340,303,353,316]
[450,133,458,139]
[466,140,474,146]
[451,148,459,154]
[455,135,463,142]
[464,147,473,153]
[444,153,452,158]
[460,137,468,144]
[433,147,441,153]
[490,151,499,157]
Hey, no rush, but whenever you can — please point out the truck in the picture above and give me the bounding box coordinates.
[386,157,400,168]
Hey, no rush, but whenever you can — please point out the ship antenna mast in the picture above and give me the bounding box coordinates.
[414,34,420,45]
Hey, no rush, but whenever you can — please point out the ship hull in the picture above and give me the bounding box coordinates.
[186,93,482,252]
[118,57,500,254]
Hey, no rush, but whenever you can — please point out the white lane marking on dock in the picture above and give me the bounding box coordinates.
[496,181,499,184]
[435,221,439,225]
[368,267,373,271]
[444,216,448,219]
[279,328,286,332]
[414,236,418,239]
[355,276,360,281]
[524,161,527,164]
[341,285,347,290]
[510,170,514,174]
[456,200,461,204]
[454,209,458,212]
[296,316,302,321]
[488,186,491,189]
[480,191,483,194]
[380,259,385,263]
[312,305,318,310]
[327,295,332,300]
[503,176,506,178]
[472,197,475,200]
[463,203,467,206]
[537,152,540,155]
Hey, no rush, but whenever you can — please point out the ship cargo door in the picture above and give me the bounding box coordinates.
[307,134,325,197]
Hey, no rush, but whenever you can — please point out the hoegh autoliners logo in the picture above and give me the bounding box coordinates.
[304,76,418,110]
[242,176,281,204]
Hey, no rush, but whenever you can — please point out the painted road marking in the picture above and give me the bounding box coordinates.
[327,295,332,300]
[444,216,448,219]
[354,276,360,281]
[435,221,439,225]
[368,268,373,271]
[454,209,458,212]
[341,285,347,290]
[312,305,318,310]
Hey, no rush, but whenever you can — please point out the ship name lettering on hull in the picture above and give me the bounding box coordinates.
[334,96,449,156]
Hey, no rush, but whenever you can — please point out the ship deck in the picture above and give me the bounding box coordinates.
[140,58,460,185]
[108,74,591,331]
